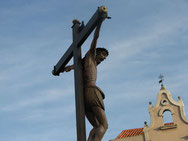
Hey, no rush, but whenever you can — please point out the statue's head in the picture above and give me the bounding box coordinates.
[96,47,109,65]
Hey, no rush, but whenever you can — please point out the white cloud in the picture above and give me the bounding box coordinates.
[97,11,188,84]
[20,104,75,122]
[1,88,73,112]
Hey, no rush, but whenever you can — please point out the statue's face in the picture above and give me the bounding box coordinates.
[96,51,107,65]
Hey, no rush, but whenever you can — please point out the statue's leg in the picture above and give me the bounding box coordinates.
[86,111,99,141]
[92,107,108,141]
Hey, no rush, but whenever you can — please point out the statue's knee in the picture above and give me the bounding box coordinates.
[103,122,108,131]
[105,123,108,130]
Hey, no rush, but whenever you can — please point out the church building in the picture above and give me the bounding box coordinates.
[111,84,188,141]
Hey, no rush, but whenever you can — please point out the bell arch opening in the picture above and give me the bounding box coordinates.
[163,110,174,125]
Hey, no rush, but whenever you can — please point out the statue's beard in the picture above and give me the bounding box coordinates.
[96,59,103,65]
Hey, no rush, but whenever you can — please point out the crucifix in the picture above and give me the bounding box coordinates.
[52,6,108,141]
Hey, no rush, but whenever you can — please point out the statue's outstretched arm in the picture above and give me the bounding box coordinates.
[52,65,74,75]
[89,19,104,55]
[61,65,74,72]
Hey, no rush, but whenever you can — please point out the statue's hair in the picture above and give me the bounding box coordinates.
[96,47,109,56]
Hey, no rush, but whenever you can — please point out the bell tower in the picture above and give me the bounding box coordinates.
[143,79,188,141]
[111,75,188,141]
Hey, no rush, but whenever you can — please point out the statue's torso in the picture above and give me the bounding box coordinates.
[84,51,97,86]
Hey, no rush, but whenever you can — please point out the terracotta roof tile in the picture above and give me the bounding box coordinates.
[115,122,174,139]
[116,128,144,139]
[164,122,174,126]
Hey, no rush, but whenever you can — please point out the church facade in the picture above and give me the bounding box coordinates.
[111,85,188,141]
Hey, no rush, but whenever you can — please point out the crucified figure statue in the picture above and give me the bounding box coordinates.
[62,19,108,141]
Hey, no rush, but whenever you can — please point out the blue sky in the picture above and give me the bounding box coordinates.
[0,0,188,140]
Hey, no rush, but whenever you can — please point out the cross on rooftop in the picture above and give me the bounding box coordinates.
[159,74,164,84]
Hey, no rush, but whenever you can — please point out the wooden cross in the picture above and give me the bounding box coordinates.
[52,6,108,141]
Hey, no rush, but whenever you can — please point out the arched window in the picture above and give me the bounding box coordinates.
[163,110,174,124]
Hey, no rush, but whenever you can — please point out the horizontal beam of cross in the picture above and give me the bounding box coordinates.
[53,6,108,76]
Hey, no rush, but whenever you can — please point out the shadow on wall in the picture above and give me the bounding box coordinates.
[181,136,188,140]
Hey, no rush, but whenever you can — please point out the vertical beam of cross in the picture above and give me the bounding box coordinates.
[72,20,86,141]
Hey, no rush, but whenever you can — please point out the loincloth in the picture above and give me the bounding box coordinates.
[84,86,105,112]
